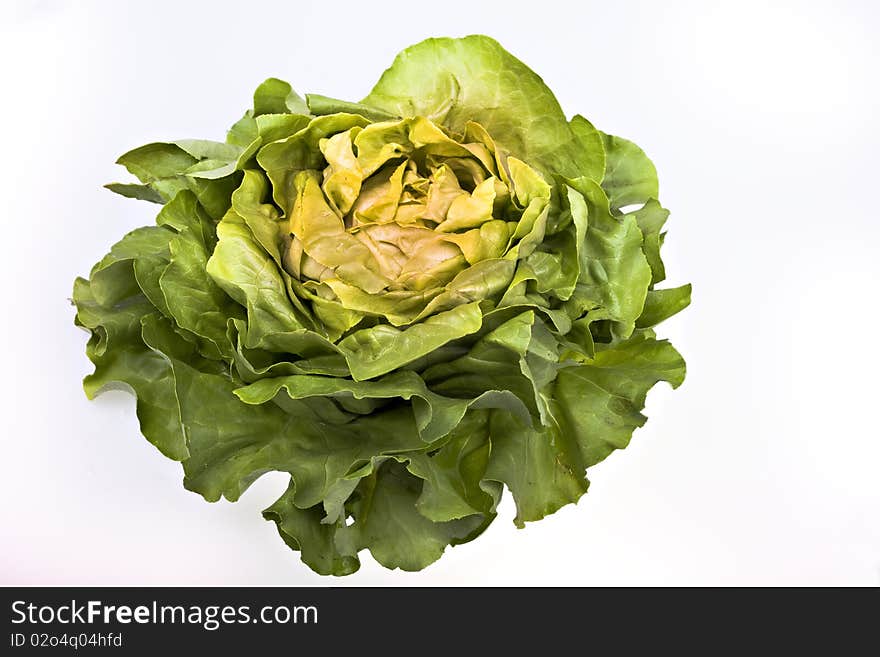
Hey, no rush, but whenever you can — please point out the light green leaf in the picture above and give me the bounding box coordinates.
[564,177,652,338]
[363,35,590,177]
[339,461,488,571]
[424,310,558,422]
[630,198,669,284]
[485,410,589,527]
[257,113,370,212]
[637,284,692,329]
[570,115,606,182]
[73,256,188,461]
[116,142,197,182]
[601,132,659,211]
[206,209,329,356]
[174,139,242,162]
[255,113,312,144]
[338,302,484,381]
[253,78,310,116]
[306,94,397,121]
[159,195,243,361]
[263,481,360,576]
[406,411,500,522]
[142,323,428,508]
[226,113,258,148]
[113,141,239,219]
[553,334,686,468]
[104,182,165,204]
[230,170,318,325]
[234,369,530,443]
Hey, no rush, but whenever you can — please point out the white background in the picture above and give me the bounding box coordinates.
[1,0,878,586]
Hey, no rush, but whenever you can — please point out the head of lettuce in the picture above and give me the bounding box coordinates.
[74,35,690,575]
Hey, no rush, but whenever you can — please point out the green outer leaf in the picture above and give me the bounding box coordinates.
[253,78,310,116]
[565,177,652,338]
[338,460,487,572]
[113,140,240,220]
[570,115,606,183]
[601,132,659,211]
[74,273,188,462]
[254,113,312,144]
[502,183,590,310]
[234,370,530,443]
[116,142,197,182]
[553,335,686,469]
[158,194,242,360]
[362,35,590,177]
[185,160,237,181]
[485,410,589,527]
[263,481,360,576]
[154,190,208,238]
[175,139,241,162]
[338,302,484,381]
[636,284,692,328]
[73,229,192,462]
[630,198,669,284]
[306,94,397,121]
[423,310,558,423]
[226,113,259,148]
[406,411,501,522]
[206,208,329,356]
[148,331,430,507]
[104,183,165,204]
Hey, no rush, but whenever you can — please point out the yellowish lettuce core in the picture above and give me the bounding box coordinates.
[280,116,551,326]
